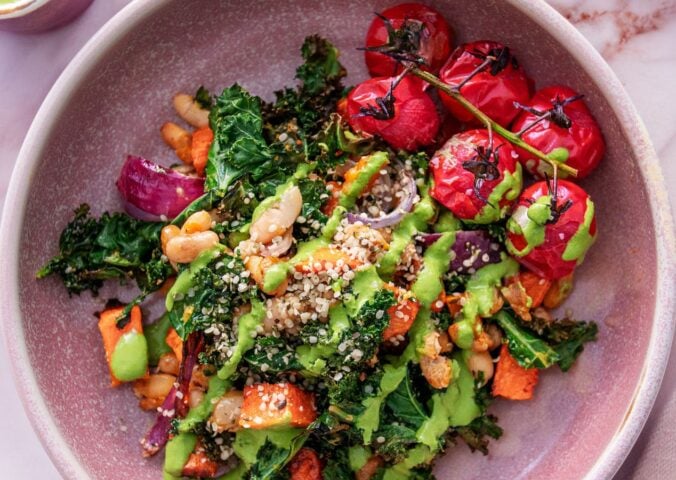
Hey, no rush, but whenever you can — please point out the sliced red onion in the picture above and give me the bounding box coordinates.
[347,169,417,229]
[141,386,177,457]
[116,155,205,221]
[175,332,204,418]
[419,230,502,273]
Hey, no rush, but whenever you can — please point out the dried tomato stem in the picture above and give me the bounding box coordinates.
[411,67,579,177]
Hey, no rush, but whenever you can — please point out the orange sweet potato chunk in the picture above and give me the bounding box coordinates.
[97,305,143,387]
[239,383,317,429]
[492,344,539,400]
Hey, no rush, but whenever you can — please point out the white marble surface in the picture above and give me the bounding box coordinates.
[0,0,674,478]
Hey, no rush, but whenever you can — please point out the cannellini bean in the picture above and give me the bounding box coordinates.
[161,225,181,251]
[209,391,244,433]
[189,389,205,409]
[250,186,302,244]
[173,93,210,128]
[160,122,192,165]
[165,230,220,264]
[421,331,441,358]
[181,210,212,235]
[485,324,503,351]
[467,351,494,383]
[158,352,180,376]
[133,374,176,410]
[420,354,452,389]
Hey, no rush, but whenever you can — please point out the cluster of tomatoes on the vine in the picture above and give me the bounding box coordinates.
[343,3,604,280]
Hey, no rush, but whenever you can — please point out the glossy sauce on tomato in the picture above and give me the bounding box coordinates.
[439,41,532,127]
[506,180,597,279]
[511,85,605,179]
[430,129,522,224]
[346,75,440,151]
[364,3,453,77]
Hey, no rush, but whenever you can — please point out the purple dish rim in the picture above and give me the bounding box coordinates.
[1,0,674,479]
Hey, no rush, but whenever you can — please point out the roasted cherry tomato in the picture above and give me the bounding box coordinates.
[511,85,605,179]
[439,41,532,127]
[363,3,453,77]
[430,129,523,224]
[506,179,597,279]
[346,75,440,151]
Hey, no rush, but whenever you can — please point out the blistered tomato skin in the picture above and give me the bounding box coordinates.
[506,180,597,280]
[511,86,605,179]
[439,41,532,127]
[430,129,523,224]
[364,3,453,77]
[346,75,440,151]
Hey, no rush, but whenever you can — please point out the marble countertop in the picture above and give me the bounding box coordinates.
[0,0,674,478]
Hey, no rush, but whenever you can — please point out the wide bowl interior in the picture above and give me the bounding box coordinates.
[12,0,661,479]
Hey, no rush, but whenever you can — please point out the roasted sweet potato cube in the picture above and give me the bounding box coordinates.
[97,305,144,387]
[182,449,218,478]
[492,344,539,400]
[382,298,419,341]
[239,383,317,429]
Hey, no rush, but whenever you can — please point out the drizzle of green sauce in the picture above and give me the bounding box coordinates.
[505,195,551,257]
[453,257,519,349]
[296,304,351,375]
[378,193,436,280]
[562,197,596,263]
[217,462,247,480]
[233,428,303,468]
[163,433,197,479]
[356,363,408,443]
[471,164,523,224]
[218,300,265,379]
[178,375,231,434]
[262,206,346,293]
[411,231,456,307]
[110,331,148,382]
[434,209,461,233]
[145,313,172,366]
[166,244,226,311]
[348,445,370,471]
[339,151,389,210]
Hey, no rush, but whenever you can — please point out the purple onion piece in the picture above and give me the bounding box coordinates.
[175,332,204,418]
[346,168,417,229]
[418,230,502,274]
[116,155,205,220]
[141,386,177,457]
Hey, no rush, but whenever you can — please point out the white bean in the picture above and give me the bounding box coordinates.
[173,93,210,128]
[250,186,302,244]
[210,391,244,433]
[420,354,452,389]
[158,353,179,376]
[467,351,494,383]
[165,230,219,264]
[181,210,212,235]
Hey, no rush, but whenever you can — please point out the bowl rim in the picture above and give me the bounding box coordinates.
[1,0,674,479]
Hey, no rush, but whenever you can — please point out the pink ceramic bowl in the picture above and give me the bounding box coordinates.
[1,1,675,479]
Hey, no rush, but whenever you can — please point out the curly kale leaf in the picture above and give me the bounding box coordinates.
[37,204,171,295]
[293,178,330,240]
[384,366,429,429]
[243,336,303,375]
[372,424,418,463]
[528,317,599,372]
[451,414,503,455]
[248,435,307,480]
[494,310,560,369]
[206,85,275,192]
[320,447,353,480]
[168,253,257,339]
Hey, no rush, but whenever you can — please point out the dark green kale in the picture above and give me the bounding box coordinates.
[494,310,560,369]
[326,370,383,417]
[243,335,304,375]
[443,271,470,294]
[384,366,429,429]
[372,423,418,463]
[319,446,353,480]
[451,414,503,455]
[294,178,330,240]
[431,307,454,331]
[168,253,258,339]
[248,434,308,480]
[37,204,171,296]
[527,316,599,372]
[194,85,213,110]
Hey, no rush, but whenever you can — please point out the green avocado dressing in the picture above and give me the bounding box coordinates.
[166,244,226,311]
[233,428,303,467]
[110,330,148,382]
[378,193,436,280]
[453,257,519,349]
[296,303,351,375]
[411,231,456,307]
[163,433,197,479]
[562,197,596,263]
[505,195,551,257]
[339,151,389,210]
[262,206,346,293]
[356,363,408,443]
[471,164,523,224]
[434,209,461,233]
[348,445,371,471]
